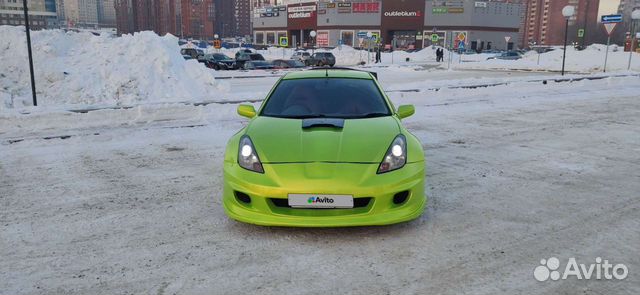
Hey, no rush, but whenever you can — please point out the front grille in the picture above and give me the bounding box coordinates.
[269,197,372,208]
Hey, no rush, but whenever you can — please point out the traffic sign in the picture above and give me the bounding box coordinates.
[504,36,511,43]
[279,36,288,47]
[601,14,622,24]
[578,29,585,38]
[457,33,466,41]
[213,39,221,49]
[431,34,439,42]
[458,41,465,49]
[603,23,617,36]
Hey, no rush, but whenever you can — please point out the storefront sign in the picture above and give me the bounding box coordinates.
[384,10,421,17]
[475,2,487,8]
[448,8,464,13]
[433,7,447,14]
[353,2,380,13]
[318,9,326,14]
[288,5,316,13]
[337,2,351,13]
[289,12,312,18]
[326,3,336,8]
[317,31,329,47]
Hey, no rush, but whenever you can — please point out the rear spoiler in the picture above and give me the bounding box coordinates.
[308,67,378,80]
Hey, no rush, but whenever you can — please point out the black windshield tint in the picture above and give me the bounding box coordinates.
[260,78,391,119]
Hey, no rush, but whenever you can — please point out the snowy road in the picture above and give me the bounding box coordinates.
[1,75,640,294]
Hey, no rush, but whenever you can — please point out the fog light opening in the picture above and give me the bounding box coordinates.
[234,191,251,204]
[393,191,409,204]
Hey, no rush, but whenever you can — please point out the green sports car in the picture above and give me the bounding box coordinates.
[222,68,426,227]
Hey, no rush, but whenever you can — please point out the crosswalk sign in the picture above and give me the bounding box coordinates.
[279,36,288,47]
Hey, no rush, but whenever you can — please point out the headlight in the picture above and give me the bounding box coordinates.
[238,135,264,173]
[377,135,407,174]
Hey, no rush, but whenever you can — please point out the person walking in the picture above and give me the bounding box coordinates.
[375,46,382,63]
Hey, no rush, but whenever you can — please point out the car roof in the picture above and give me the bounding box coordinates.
[282,69,373,80]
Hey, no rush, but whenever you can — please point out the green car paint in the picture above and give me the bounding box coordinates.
[222,69,426,227]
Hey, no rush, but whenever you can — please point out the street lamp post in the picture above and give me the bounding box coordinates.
[22,0,37,106]
[310,30,317,55]
[627,10,640,70]
[366,31,373,64]
[561,5,575,76]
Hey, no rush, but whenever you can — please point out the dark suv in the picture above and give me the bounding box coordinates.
[181,48,204,60]
[235,53,266,69]
[306,52,336,67]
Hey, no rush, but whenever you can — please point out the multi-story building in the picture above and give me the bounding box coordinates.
[97,0,116,27]
[64,0,98,28]
[523,0,600,47]
[180,0,215,39]
[236,0,251,37]
[115,0,179,36]
[0,0,58,29]
[213,0,236,37]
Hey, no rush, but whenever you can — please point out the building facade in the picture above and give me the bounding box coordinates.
[64,0,99,28]
[253,0,523,50]
[0,0,58,29]
[97,0,116,27]
[523,0,600,47]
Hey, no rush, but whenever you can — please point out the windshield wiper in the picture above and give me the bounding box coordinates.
[356,112,389,118]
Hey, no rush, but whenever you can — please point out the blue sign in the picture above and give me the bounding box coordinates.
[601,14,623,24]
[458,41,465,50]
[357,32,367,38]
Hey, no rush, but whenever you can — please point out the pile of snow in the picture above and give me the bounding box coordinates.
[456,44,640,72]
[0,26,226,110]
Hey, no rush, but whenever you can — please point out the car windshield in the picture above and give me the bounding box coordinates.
[249,54,264,61]
[260,78,391,119]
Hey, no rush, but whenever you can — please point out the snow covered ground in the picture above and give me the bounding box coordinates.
[2,72,640,294]
[2,28,640,294]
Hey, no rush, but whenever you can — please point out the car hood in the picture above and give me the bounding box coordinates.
[246,116,400,163]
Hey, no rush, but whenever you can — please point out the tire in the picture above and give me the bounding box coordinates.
[213,65,220,71]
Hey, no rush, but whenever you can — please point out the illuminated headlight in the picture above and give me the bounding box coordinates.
[377,135,407,174]
[238,136,264,173]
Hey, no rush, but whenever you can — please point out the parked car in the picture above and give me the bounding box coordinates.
[291,51,311,62]
[235,53,266,69]
[487,51,522,60]
[243,60,275,70]
[305,52,336,67]
[181,48,204,59]
[182,54,194,60]
[202,53,236,70]
[234,48,253,60]
[272,59,306,69]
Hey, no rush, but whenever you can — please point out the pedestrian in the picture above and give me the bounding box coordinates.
[435,48,440,62]
[375,46,382,63]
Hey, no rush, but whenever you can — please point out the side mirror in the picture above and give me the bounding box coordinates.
[397,105,415,119]
[237,104,256,118]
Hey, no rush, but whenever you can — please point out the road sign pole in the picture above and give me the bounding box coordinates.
[603,36,611,73]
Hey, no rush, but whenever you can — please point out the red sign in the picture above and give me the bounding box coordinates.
[317,31,329,47]
[353,2,379,13]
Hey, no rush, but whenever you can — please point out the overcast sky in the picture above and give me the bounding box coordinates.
[599,0,621,18]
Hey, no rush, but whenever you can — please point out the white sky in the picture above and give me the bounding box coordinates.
[598,0,621,19]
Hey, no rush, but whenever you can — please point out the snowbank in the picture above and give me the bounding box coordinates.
[0,26,226,110]
[456,44,640,72]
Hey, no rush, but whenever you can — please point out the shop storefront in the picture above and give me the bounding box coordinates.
[252,0,522,50]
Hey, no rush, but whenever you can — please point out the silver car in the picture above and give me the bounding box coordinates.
[291,51,311,62]
[487,51,522,60]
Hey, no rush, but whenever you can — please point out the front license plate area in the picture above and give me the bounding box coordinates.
[288,194,354,208]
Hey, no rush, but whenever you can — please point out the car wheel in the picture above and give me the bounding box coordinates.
[213,65,220,71]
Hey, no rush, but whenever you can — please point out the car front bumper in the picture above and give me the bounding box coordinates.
[222,161,426,227]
